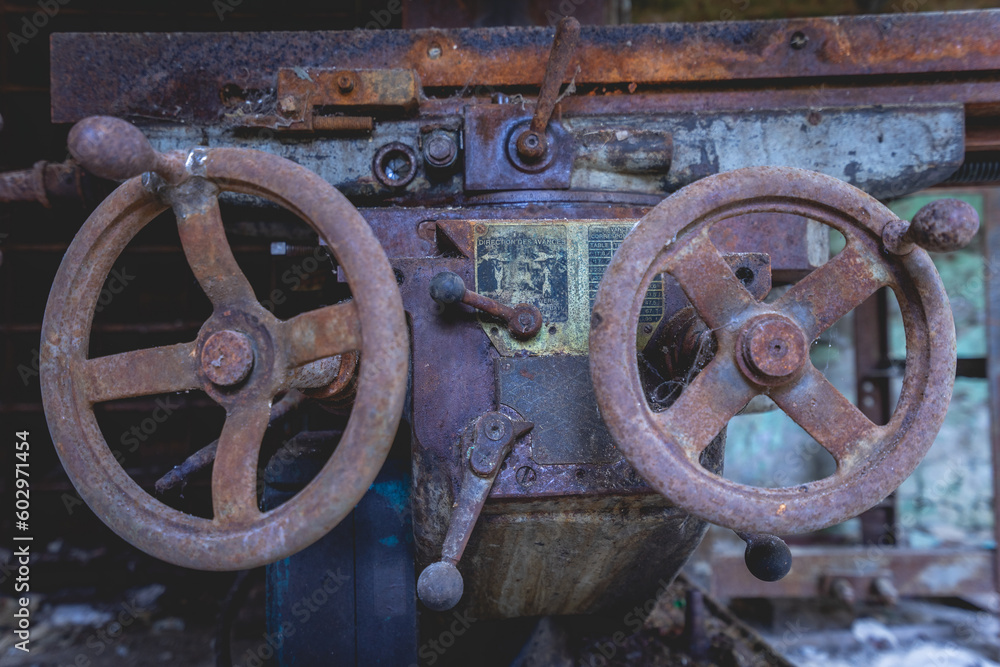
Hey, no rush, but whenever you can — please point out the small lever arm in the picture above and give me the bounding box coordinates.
[417,412,533,611]
[514,17,581,163]
[430,270,543,339]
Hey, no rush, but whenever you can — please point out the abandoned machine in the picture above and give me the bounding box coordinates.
[9,5,1000,664]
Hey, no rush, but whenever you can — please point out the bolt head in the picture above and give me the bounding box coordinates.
[515,130,547,162]
[278,95,300,114]
[336,74,355,93]
[737,315,807,386]
[424,132,458,167]
[200,330,255,387]
[509,304,542,339]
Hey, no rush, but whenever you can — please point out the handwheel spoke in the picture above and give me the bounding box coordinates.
[665,232,757,331]
[280,301,362,368]
[211,399,272,524]
[176,191,257,308]
[83,341,200,404]
[654,356,758,461]
[775,243,889,342]
[770,364,881,466]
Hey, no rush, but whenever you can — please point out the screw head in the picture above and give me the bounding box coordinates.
[200,330,255,387]
[515,466,537,487]
[790,31,809,49]
[484,416,507,442]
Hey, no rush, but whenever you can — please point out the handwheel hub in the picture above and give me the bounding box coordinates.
[201,329,255,386]
[737,314,808,386]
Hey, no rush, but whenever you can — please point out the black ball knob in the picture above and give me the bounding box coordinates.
[429,271,467,305]
[742,533,792,582]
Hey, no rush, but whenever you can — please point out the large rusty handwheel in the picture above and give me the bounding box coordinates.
[590,166,973,535]
[40,117,408,570]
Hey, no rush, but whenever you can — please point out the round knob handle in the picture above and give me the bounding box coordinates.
[429,271,467,305]
[417,561,464,611]
[739,532,792,582]
[68,116,163,181]
[883,198,980,255]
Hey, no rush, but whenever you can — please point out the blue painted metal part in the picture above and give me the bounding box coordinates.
[264,444,417,666]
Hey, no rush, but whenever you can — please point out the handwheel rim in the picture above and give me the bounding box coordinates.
[589,166,956,535]
[40,149,408,570]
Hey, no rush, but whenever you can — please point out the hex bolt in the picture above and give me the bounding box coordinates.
[423,131,458,168]
[429,271,543,339]
[516,466,537,487]
[883,198,980,255]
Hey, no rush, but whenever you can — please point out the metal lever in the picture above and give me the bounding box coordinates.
[430,270,543,339]
[514,16,581,163]
[416,412,533,611]
[735,531,792,582]
[882,198,979,255]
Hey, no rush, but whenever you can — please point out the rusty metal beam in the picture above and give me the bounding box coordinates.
[51,11,1000,123]
[710,547,996,600]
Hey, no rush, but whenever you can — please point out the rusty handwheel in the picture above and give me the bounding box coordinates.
[40,117,408,570]
[590,166,976,535]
